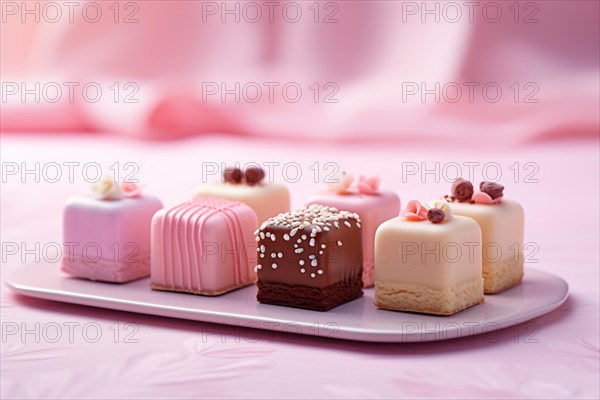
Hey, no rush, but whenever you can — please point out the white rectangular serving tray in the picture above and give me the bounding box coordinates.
[5,265,568,343]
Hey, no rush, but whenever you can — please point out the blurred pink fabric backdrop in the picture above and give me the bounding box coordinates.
[1,0,598,144]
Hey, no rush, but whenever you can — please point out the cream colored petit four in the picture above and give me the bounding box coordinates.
[446,179,524,294]
[193,166,290,225]
[374,200,484,315]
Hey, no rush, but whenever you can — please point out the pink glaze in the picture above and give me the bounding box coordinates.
[151,196,258,295]
[400,200,428,221]
[472,192,504,204]
[305,190,400,287]
[61,195,163,283]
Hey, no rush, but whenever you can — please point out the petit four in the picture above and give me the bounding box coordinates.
[61,178,162,283]
[374,200,484,315]
[306,173,400,287]
[150,196,258,295]
[445,178,525,293]
[256,204,363,311]
[194,166,290,225]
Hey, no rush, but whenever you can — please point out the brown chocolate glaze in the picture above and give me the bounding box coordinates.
[255,206,363,289]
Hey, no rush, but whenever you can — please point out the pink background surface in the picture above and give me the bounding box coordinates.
[1,135,599,398]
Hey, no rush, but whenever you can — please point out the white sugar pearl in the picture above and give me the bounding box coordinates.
[272,263,278,269]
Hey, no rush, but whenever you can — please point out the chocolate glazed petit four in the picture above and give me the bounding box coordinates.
[194,166,290,226]
[305,172,400,288]
[444,178,525,294]
[255,204,364,311]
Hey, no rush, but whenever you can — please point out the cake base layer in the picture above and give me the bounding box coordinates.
[374,278,485,316]
[151,280,255,296]
[257,273,364,311]
[61,255,150,283]
[484,256,524,294]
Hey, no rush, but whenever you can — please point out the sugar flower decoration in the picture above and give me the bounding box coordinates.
[357,176,380,195]
[121,181,142,198]
[400,200,428,221]
[92,176,123,200]
[331,171,354,194]
[330,172,381,195]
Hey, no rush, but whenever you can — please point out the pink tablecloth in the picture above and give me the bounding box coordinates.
[1,134,599,399]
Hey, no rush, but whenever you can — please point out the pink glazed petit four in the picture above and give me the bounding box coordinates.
[305,173,400,287]
[151,196,258,296]
[61,178,163,283]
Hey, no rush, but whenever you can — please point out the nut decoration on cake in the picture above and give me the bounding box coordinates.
[443,178,524,294]
[61,178,162,283]
[445,177,504,205]
[472,181,504,204]
[255,204,364,311]
[374,199,485,315]
[425,199,453,223]
[222,166,266,186]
